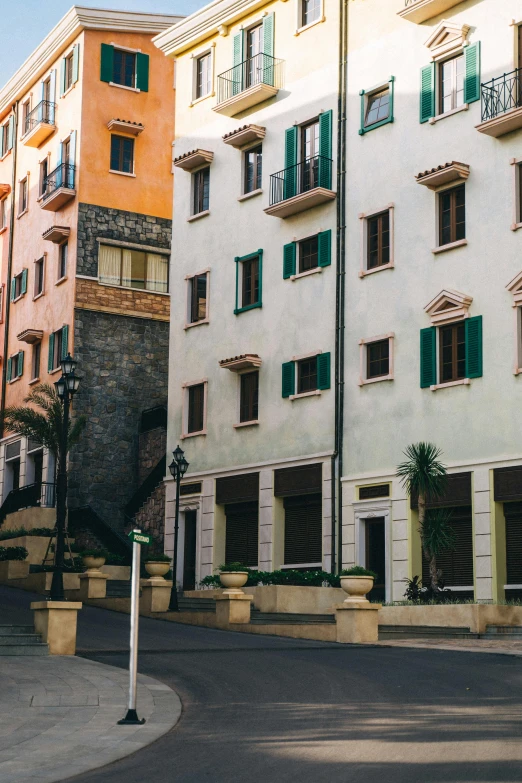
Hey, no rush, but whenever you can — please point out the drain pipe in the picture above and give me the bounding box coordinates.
[0,102,19,436]
[331,0,348,573]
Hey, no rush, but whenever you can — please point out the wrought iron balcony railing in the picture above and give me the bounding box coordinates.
[0,482,55,525]
[269,155,333,206]
[216,53,284,105]
[42,162,76,197]
[481,68,522,122]
[24,100,56,135]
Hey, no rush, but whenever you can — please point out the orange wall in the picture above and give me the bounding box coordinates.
[79,30,174,219]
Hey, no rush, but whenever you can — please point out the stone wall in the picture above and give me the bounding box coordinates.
[75,278,169,321]
[138,427,167,485]
[134,483,166,553]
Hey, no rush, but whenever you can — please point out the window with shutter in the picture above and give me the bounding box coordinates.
[100,44,114,83]
[262,13,275,86]
[360,78,395,135]
[136,53,149,92]
[420,63,435,123]
[48,333,55,373]
[234,251,262,314]
[421,506,473,590]
[464,42,480,105]
[232,32,244,95]
[282,361,295,398]
[284,126,297,199]
[420,327,436,388]
[284,494,322,566]
[283,243,296,279]
[318,230,331,267]
[225,501,259,567]
[317,352,331,389]
[318,110,332,188]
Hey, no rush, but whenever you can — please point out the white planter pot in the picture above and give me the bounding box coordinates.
[145,561,170,579]
[340,575,374,604]
[219,571,249,595]
[82,556,106,573]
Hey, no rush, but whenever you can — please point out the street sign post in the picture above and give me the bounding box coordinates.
[118,528,150,725]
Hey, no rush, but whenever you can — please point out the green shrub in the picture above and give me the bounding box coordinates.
[106,553,126,565]
[28,527,54,537]
[200,568,342,588]
[0,527,54,541]
[144,553,171,563]
[340,566,378,579]
[218,562,251,572]
[0,546,28,561]
[81,548,109,559]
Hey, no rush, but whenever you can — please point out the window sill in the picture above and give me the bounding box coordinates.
[187,210,210,223]
[0,226,7,235]
[180,429,207,439]
[430,378,470,392]
[97,281,170,296]
[234,302,262,315]
[289,390,322,401]
[12,294,24,304]
[359,116,394,136]
[294,15,325,35]
[184,319,209,330]
[190,91,215,107]
[61,83,76,99]
[0,150,11,162]
[512,222,522,232]
[429,104,469,125]
[234,420,259,429]
[55,276,67,286]
[109,81,140,93]
[29,377,40,386]
[48,367,61,375]
[432,238,468,255]
[290,267,323,281]
[8,376,20,384]
[109,169,136,178]
[33,292,44,301]
[358,374,394,386]
[359,262,394,278]
[17,209,28,220]
[238,189,263,202]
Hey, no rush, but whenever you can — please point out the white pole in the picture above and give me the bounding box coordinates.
[118,529,145,725]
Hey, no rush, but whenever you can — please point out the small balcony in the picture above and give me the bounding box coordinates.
[22,100,56,147]
[476,69,522,138]
[265,155,336,218]
[40,163,76,212]
[214,53,284,117]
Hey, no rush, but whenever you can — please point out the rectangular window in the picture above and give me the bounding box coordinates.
[367,339,390,379]
[439,54,464,114]
[439,322,466,383]
[50,326,67,371]
[244,145,262,194]
[301,121,319,191]
[19,178,28,214]
[10,353,22,380]
[99,244,169,293]
[240,371,259,423]
[0,199,6,229]
[13,270,26,300]
[21,101,30,133]
[196,53,212,99]
[188,273,208,323]
[34,258,44,297]
[65,52,74,92]
[301,0,321,27]
[110,135,134,174]
[299,236,319,273]
[241,255,260,308]
[439,185,465,246]
[113,49,136,89]
[39,158,49,197]
[365,87,390,127]
[31,342,41,381]
[187,383,205,434]
[58,242,68,280]
[297,357,318,394]
[367,211,390,270]
[193,167,209,214]
[1,121,9,154]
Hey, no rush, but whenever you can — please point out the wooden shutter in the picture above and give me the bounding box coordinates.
[284,126,297,199]
[232,32,244,96]
[61,325,69,359]
[420,327,436,388]
[7,116,14,151]
[69,131,77,187]
[465,315,482,378]
[72,44,80,84]
[6,358,11,383]
[17,351,24,377]
[464,42,481,105]
[494,467,522,502]
[282,361,295,398]
[60,57,66,96]
[318,110,332,189]
[283,242,296,278]
[21,269,27,296]
[274,464,322,497]
[504,502,522,584]
[318,230,332,267]
[100,44,114,83]
[216,473,259,505]
[317,352,331,390]
[420,63,435,123]
[284,494,322,565]
[10,279,15,302]
[262,13,275,87]
[136,53,149,92]
[225,501,258,567]
[48,333,55,372]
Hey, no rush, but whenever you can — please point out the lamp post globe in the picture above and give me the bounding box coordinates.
[168,445,189,611]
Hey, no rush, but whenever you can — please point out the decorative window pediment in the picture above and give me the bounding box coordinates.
[425,21,471,60]
[425,289,473,325]
[506,271,522,305]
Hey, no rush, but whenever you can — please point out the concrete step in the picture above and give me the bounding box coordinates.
[178,597,216,613]
[0,643,49,656]
[250,611,336,625]
[484,625,522,637]
[0,634,43,645]
[0,625,48,655]
[0,625,35,635]
[378,624,479,640]
[106,580,132,598]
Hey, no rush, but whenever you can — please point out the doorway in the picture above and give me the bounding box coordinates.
[183,510,197,591]
[365,518,386,602]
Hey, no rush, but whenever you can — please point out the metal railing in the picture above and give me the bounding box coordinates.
[24,100,56,135]
[0,482,55,526]
[216,53,284,105]
[42,162,76,198]
[481,68,522,122]
[269,155,333,206]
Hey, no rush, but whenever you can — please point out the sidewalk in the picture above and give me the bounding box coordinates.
[377,637,522,656]
[0,654,181,783]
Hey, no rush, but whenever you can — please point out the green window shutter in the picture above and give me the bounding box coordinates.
[284,126,297,199]
[0,125,3,158]
[420,63,435,124]
[233,32,244,66]
[100,44,114,83]
[18,351,24,378]
[60,57,66,96]
[318,110,332,189]
[21,269,27,296]
[48,333,55,372]
[465,315,482,378]
[232,33,244,96]
[283,242,296,279]
[317,352,331,390]
[61,325,69,359]
[282,361,295,398]
[464,42,481,104]
[6,358,11,383]
[72,44,80,84]
[318,230,332,267]
[10,279,15,302]
[136,52,149,92]
[262,13,275,86]
[420,327,437,388]
[7,116,14,151]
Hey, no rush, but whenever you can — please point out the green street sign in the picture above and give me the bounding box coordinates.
[128,531,151,545]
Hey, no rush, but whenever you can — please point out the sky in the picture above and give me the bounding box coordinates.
[0,0,199,87]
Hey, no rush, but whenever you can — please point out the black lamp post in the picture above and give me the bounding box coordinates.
[50,353,80,602]
[168,445,189,611]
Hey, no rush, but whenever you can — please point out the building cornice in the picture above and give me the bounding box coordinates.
[0,6,182,118]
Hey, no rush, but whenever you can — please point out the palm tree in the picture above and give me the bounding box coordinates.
[396,442,449,592]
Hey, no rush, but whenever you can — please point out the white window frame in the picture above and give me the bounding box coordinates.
[234,368,260,428]
[0,198,7,232]
[184,268,210,329]
[33,255,46,300]
[190,44,216,106]
[0,120,10,159]
[181,379,208,439]
[510,157,522,231]
[17,175,29,218]
[30,342,42,384]
[57,242,68,284]
[295,0,325,36]
[38,154,50,200]
[359,203,394,277]
[240,142,263,198]
[358,333,395,386]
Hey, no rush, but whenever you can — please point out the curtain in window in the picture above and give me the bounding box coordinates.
[121,249,133,288]
[99,245,121,286]
[146,253,168,293]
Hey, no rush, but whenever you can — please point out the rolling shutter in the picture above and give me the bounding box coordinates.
[284,126,297,199]
[274,463,322,497]
[465,315,482,378]
[225,501,258,567]
[420,327,436,388]
[420,63,435,123]
[283,242,296,278]
[136,53,149,92]
[505,502,522,585]
[284,494,322,565]
[318,230,332,267]
[282,361,295,398]
[317,352,331,390]
[464,42,481,105]
[318,110,332,188]
[421,506,473,588]
[216,473,259,505]
[100,44,114,83]
[494,467,522,502]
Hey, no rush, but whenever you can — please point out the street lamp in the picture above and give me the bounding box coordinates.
[50,353,80,602]
[168,445,189,611]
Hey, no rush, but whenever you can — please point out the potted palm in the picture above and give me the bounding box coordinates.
[144,553,171,579]
[218,562,250,594]
[81,548,108,572]
[339,566,377,603]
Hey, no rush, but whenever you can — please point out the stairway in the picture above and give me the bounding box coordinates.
[0,625,48,655]
[178,596,216,613]
[378,624,479,640]
[106,580,133,598]
[250,609,336,625]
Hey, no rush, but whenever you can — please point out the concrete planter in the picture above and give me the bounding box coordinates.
[82,555,106,572]
[379,603,522,635]
[144,562,170,579]
[0,560,30,581]
[187,585,346,613]
[100,565,131,581]
[340,576,374,604]
[0,536,51,565]
[219,571,249,595]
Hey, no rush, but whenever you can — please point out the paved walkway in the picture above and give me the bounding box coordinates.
[0,654,181,783]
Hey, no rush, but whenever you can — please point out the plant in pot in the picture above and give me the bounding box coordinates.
[81,549,108,572]
[218,562,250,595]
[339,566,378,603]
[144,553,172,580]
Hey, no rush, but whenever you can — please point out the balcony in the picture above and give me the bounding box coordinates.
[22,100,56,147]
[214,53,284,117]
[476,69,522,138]
[40,163,76,212]
[398,0,464,24]
[265,155,335,218]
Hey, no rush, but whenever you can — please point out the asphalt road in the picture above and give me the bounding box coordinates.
[2,585,522,783]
